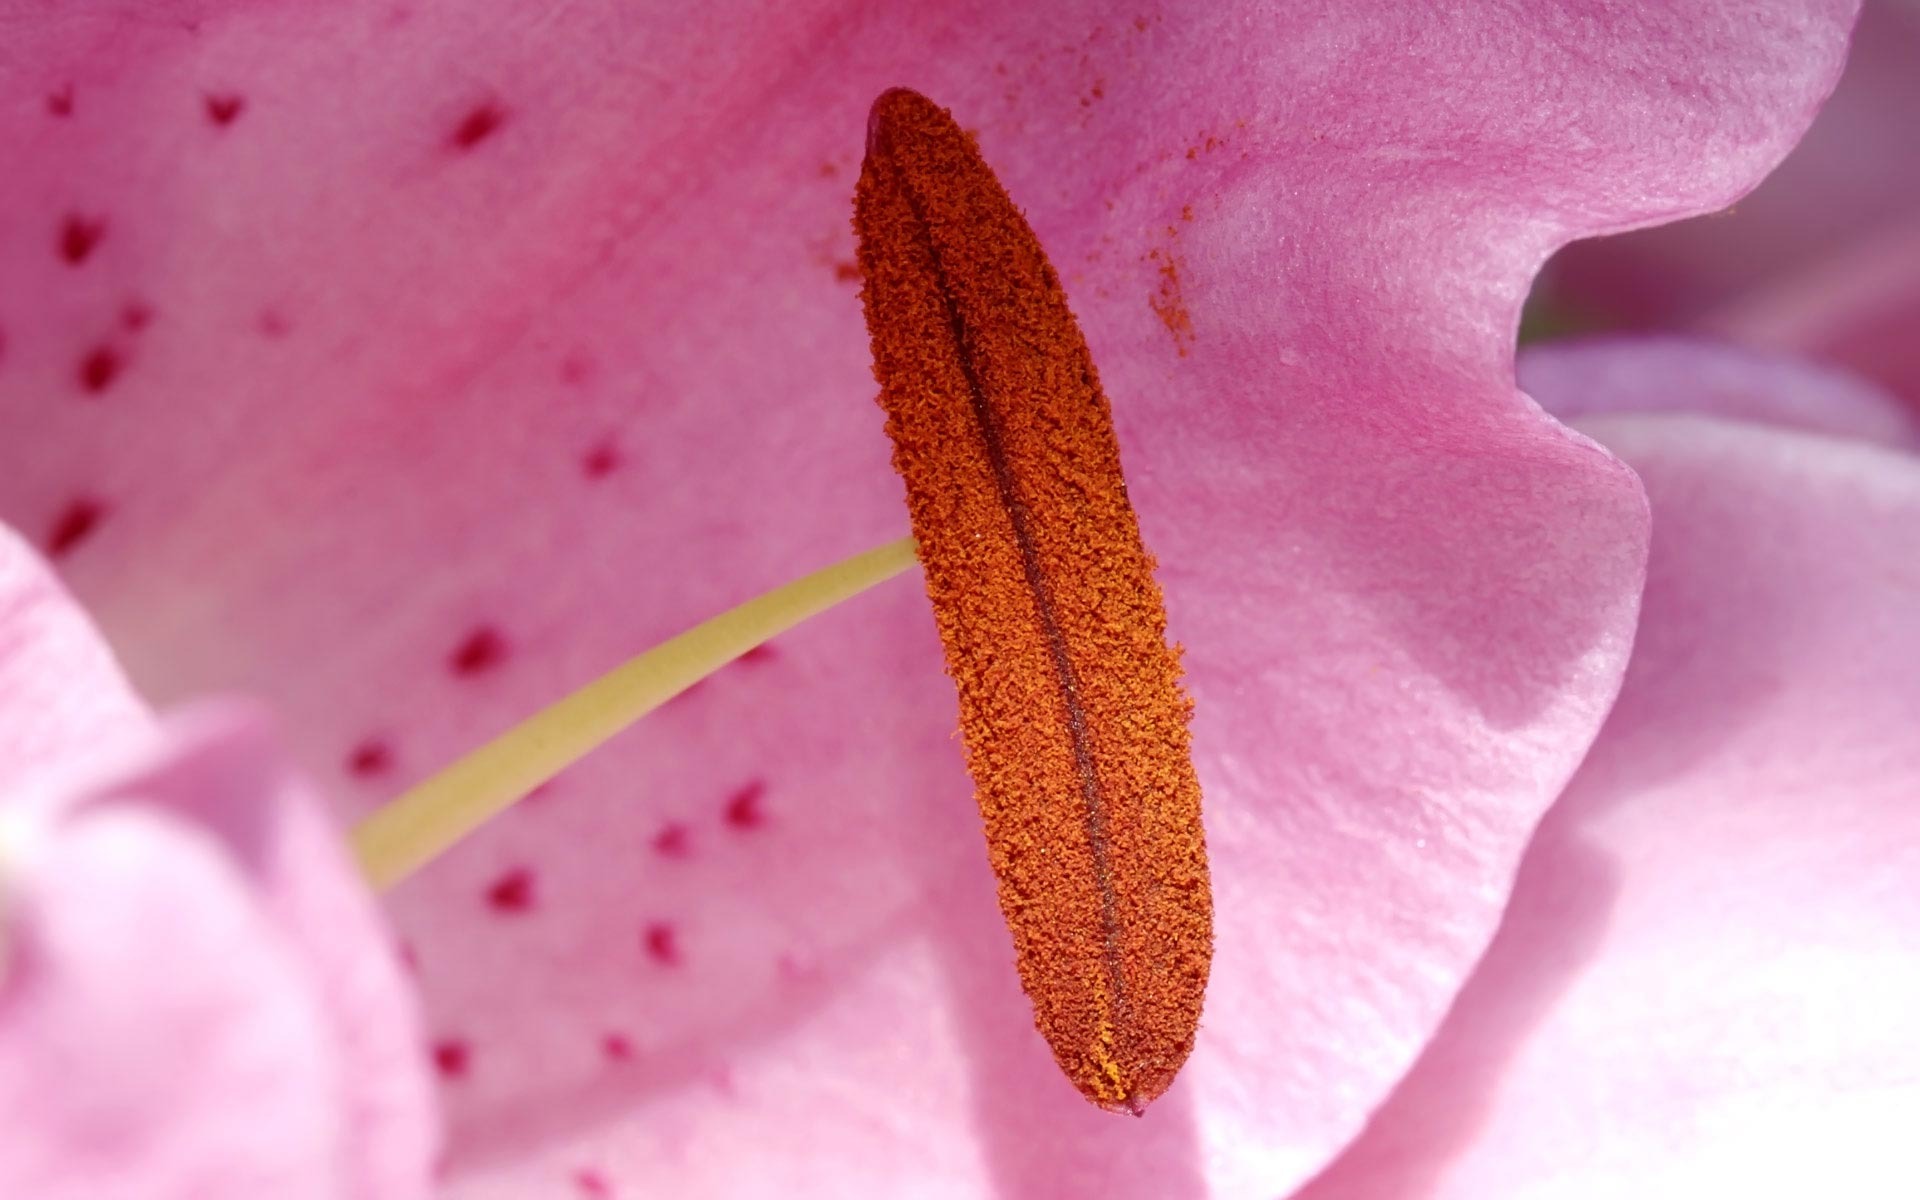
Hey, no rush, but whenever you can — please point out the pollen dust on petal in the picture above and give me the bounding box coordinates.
[1145,244,1194,357]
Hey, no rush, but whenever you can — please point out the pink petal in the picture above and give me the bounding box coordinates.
[0,523,150,790]
[1295,414,1920,1198]
[0,532,435,1198]
[1704,217,1920,408]
[94,705,443,1200]
[1540,0,1920,330]
[1519,335,1920,448]
[0,2,1853,1196]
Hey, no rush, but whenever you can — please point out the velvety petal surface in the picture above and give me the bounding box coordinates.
[0,2,1851,1196]
[1296,414,1920,1198]
[0,530,435,1199]
[1519,335,1920,448]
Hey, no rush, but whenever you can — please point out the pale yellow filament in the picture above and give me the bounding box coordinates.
[353,536,918,889]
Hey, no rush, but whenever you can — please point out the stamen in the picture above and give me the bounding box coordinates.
[855,89,1212,1112]
[352,537,917,889]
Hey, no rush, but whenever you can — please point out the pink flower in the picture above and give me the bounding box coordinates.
[3,1,1906,1197]
[0,531,436,1198]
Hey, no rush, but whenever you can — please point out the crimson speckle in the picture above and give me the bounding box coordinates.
[582,440,620,479]
[47,86,73,117]
[47,498,106,558]
[601,1033,634,1062]
[60,214,106,265]
[432,1040,471,1079]
[651,823,691,859]
[724,780,767,831]
[347,739,393,778]
[450,626,508,675]
[573,1170,612,1198]
[257,309,291,338]
[204,92,245,125]
[399,942,420,972]
[78,345,122,394]
[121,301,153,332]
[739,643,778,665]
[560,353,593,385]
[486,868,536,913]
[450,102,506,151]
[643,922,680,966]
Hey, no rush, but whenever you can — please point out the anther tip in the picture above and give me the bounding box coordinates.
[866,87,936,156]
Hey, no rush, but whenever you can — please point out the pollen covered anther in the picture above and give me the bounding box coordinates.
[854,88,1213,1112]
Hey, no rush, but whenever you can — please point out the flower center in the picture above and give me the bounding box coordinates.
[355,87,1212,1116]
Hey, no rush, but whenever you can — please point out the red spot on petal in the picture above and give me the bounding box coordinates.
[486,867,536,913]
[600,1033,633,1062]
[433,1039,470,1079]
[257,309,291,338]
[204,92,245,125]
[450,102,506,151]
[581,440,620,479]
[724,780,767,831]
[47,497,106,558]
[573,1169,612,1198]
[121,300,153,332]
[450,626,508,676]
[48,85,74,117]
[643,922,680,967]
[78,345,122,394]
[651,823,691,860]
[739,643,778,665]
[60,214,106,265]
[560,353,594,385]
[347,738,393,778]
[832,260,862,283]
[399,941,420,972]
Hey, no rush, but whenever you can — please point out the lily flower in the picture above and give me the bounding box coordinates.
[0,1,1894,1197]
